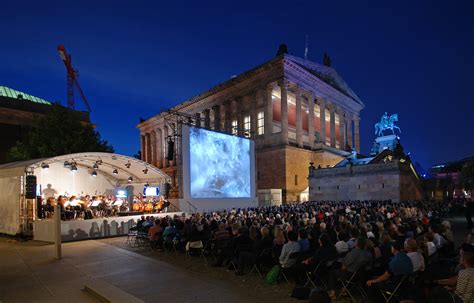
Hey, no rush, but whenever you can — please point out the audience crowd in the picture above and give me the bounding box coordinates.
[130,200,474,302]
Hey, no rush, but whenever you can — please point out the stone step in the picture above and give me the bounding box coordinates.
[83,279,144,303]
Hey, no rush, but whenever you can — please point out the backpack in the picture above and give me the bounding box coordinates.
[265,265,281,285]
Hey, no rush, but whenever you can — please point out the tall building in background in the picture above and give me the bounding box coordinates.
[137,46,364,203]
[0,86,90,163]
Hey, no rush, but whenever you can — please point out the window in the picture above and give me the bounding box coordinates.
[231,119,238,135]
[337,185,340,190]
[257,111,264,135]
[358,184,361,189]
[294,175,298,185]
[244,115,251,137]
[382,183,385,188]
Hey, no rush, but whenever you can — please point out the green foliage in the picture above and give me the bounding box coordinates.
[7,104,113,161]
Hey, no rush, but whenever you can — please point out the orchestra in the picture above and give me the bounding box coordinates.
[40,192,171,220]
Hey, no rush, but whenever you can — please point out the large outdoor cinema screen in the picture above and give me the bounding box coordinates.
[189,127,251,198]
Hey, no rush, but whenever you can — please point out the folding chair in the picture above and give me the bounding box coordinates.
[280,251,301,284]
[337,269,368,303]
[304,256,331,288]
[249,248,272,278]
[185,240,208,264]
[379,275,408,303]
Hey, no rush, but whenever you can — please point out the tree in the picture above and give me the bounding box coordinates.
[8,104,113,161]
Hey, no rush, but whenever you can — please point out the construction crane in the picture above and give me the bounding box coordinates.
[57,45,92,112]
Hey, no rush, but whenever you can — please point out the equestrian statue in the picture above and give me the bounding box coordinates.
[374,112,401,137]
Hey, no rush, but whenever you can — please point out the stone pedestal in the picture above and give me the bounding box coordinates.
[371,134,399,155]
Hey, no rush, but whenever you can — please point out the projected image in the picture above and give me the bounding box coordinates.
[190,127,251,198]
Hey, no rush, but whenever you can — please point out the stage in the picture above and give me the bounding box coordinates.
[33,212,182,242]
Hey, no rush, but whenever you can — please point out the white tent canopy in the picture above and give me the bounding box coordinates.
[0,152,170,235]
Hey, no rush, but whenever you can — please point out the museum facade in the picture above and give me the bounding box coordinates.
[137,47,365,203]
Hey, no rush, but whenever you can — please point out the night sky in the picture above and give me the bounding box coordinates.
[1,1,472,170]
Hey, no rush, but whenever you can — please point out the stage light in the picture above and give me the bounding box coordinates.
[41,163,49,170]
[142,167,148,174]
[71,165,78,172]
[125,161,131,169]
[93,163,99,169]
[128,176,133,183]
[145,182,150,187]
[112,169,118,175]
[92,171,97,177]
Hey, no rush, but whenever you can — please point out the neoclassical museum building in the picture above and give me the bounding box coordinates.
[137,46,365,203]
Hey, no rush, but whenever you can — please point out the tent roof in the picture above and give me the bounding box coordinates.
[0,152,170,183]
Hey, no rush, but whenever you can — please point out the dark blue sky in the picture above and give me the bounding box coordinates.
[1,1,472,170]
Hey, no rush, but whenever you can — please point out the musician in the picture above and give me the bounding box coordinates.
[162,197,171,213]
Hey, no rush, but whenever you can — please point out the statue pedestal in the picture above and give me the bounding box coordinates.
[371,135,399,155]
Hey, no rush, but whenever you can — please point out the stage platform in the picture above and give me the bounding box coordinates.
[33,212,183,242]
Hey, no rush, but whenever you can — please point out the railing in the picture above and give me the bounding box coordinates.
[184,200,198,213]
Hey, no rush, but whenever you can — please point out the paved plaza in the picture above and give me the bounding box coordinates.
[0,237,277,303]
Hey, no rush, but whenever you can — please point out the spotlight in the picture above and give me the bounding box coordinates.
[93,163,99,169]
[41,163,49,170]
[127,176,133,183]
[112,169,118,175]
[125,161,131,169]
[145,182,150,187]
[71,165,78,172]
[92,171,97,177]
[142,168,148,174]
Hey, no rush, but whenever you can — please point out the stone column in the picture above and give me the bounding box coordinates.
[346,116,353,149]
[307,93,315,149]
[140,134,146,161]
[294,88,303,147]
[237,98,244,136]
[319,99,326,144]
[329,104,336,148]
[250,92,258,138]
[195,113,201,127]
[224,100,232,133]
[144,133,151,164]
[204,109,211,129]
[339,110,346,151]
[156,128,163,168]
[279,79,289,145]
[163,126,169,168]
[150,130,156,166]
[354,114,360,153]
[264,85,273,145]
[212,105,221,131]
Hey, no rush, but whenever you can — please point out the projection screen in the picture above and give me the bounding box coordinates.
[182,125,255,200]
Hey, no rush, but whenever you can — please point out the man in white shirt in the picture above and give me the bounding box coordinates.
[405,238,425,272]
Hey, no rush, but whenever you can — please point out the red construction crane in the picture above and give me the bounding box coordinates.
[57,44,92,112]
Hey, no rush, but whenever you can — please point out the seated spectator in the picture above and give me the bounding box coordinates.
[425,232,437,257]
[436,244,474,303]
[213,222,230,241]
[297,228,310,253]
[367,240,413,302]
[327,237,373,299]
[405,238,425,272]
[148,219,163,248]
[335,232,350,254]
[279,231,300,269]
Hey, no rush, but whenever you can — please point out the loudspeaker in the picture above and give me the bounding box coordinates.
[167,139,174,161]
[25,175,37,199]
